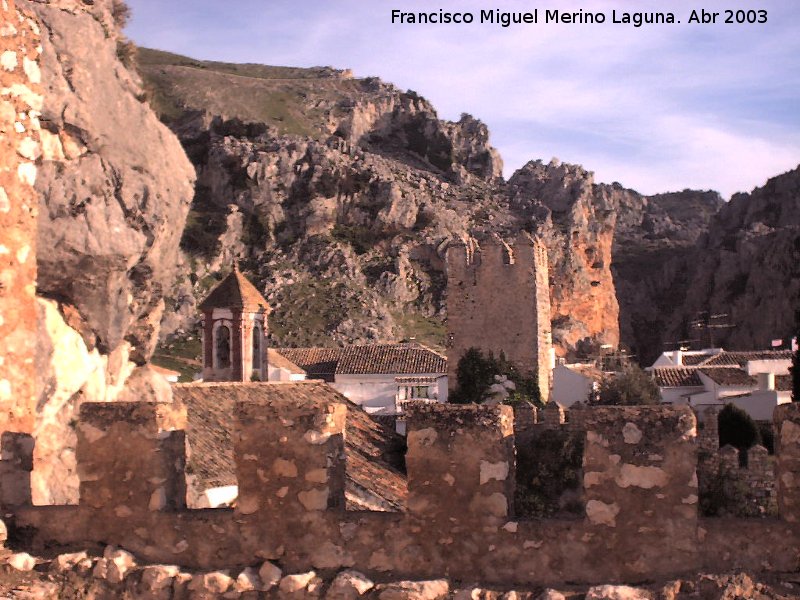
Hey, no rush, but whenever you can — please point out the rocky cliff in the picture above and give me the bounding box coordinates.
[21,1,195,504]
[138,49,628,359]
[137,49,798,370]
[662,168,800,353]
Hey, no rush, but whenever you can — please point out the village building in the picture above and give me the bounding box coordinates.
[275,344,448,431]
[649,349,793,421]
[551,362,605,407]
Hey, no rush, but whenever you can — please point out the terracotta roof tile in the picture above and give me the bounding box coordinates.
[266,349,306,375]
[651,367,703,387]
[275,348,341,381]
[276,343,447,378]
[681,354,714,366]
[199,268,270,312]
[336,343,447,375]
[703,350,792,367]
[173,381,407,511]
[699,367,757,386]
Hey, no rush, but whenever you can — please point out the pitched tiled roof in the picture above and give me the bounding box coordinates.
[173,381,407,511]
[199,268,270,312]
[651,367,703,387]
[276,343,447,378]
[336,344,447,375]
[699,367,756,386]
[681,353,715,366]
[275,348,341,382]
[702,350,792,367]
[266,349,306,375]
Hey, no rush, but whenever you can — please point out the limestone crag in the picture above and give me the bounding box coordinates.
[141,50,625,356]
[507,160,622,354]
[663,167,800,353]
[612,189,724,364]
[18,0,195,504]
[168,110,511,348]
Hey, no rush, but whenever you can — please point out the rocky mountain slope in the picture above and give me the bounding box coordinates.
[135,48,799,370]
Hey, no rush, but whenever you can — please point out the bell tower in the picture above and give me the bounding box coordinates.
[198,266,270,382]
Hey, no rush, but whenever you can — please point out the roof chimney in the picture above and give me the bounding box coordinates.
[673,349,683,366]
[758,372,775,391]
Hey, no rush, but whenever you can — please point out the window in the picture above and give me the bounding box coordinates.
[216,325,231,369]
[252,326,261,369]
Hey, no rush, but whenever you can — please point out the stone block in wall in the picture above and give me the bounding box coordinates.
[512,402,537,435]
[0,432,33,508]
[747,445,769,470]
[718,445,740,471]
[541,402,565,428]
[697,406,720,453]
[581,406,698,575]
[234,391,347,517]
[405,404,514,526]
[76,402,186,513]
[773,403,800,522]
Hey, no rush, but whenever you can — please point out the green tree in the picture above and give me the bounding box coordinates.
[718,403,761,456]
[595,365,660,406]
[450,348,541,406]
[450,348,498,404]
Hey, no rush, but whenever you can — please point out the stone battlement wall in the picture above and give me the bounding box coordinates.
[446,233,552,402]
[5,398,800,586]
[696,406,778,517]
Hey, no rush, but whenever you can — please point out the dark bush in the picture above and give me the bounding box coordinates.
[450,348,540,406]
[718,403,761,462]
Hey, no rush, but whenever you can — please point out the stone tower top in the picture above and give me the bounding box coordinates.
[200,268,269,382]
[199,265,271,313]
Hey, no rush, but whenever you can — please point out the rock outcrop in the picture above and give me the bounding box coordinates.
[139,50,624,357]
[20,0,195,503]
[662,167,800,353]
[507,159,623,354]
[612,189,724,364]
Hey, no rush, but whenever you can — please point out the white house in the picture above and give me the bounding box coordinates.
[266,348,307,382]
[551,363,605,407]
[650,348,723,368]
[274,343,448,429]
[649,349,793,420]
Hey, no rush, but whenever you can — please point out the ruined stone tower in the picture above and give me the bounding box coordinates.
[446,233,552,402]
[199,267,270,382]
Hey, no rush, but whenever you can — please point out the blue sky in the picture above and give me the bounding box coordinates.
[125,1,800,199]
